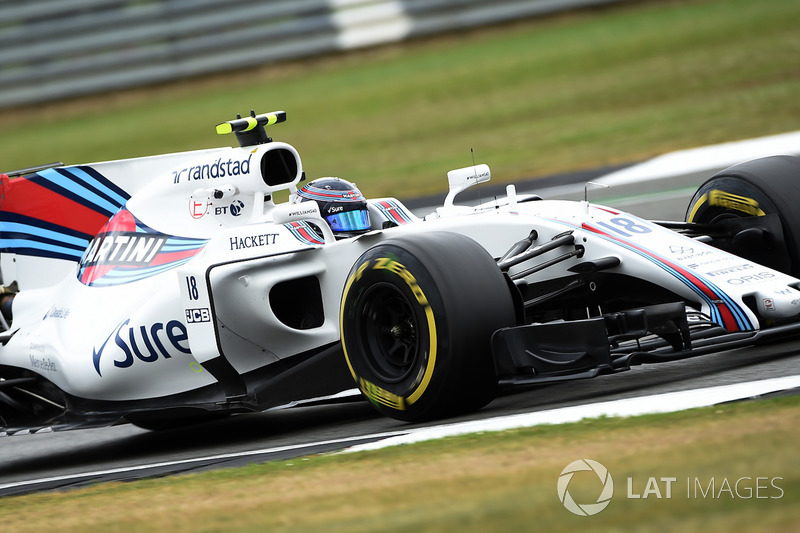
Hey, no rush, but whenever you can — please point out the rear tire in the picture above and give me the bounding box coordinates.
[340,232,516,422]
[686,155,800,277]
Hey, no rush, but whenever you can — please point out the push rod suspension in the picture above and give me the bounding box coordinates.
[510,248,583,280]
[497,231,575,272]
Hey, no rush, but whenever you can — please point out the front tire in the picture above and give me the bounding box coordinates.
[686,155,800,277]
[340,232,516,422]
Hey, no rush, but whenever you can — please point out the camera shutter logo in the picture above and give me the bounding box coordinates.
[557,459,614,516]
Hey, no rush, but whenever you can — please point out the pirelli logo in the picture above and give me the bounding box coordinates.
[708,190,765,217]
[359,377,407,410]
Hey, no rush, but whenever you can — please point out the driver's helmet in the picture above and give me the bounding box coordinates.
[291,177,371,237]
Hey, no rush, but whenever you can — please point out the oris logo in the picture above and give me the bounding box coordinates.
[727,272,775,285]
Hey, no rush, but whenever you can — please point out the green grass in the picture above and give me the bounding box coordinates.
[0,395,797,532]
[0,1,798,529]
[1,0,799,198]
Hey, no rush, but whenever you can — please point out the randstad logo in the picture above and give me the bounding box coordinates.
[557,459,614,516]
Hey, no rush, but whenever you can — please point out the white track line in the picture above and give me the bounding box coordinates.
[2,376,798,493]
[596,131,800,186]
[0,431,407,493]
[342,375,800,453]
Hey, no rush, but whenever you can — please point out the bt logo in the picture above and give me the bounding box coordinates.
[214,200,245,216]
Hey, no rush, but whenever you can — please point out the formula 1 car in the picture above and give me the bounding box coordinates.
[2,110,800,435]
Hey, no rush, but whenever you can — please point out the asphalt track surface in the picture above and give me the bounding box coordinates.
[2,168,799,497]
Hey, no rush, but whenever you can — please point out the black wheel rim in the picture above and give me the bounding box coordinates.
[356,282,423,384]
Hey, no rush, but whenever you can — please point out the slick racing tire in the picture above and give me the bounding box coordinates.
[340,232,516,422]
[686,155,800,277]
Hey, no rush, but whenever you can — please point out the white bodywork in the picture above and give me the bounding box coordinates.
[2,139,799,407]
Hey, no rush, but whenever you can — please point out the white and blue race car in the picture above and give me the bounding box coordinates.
[1,110,799,434]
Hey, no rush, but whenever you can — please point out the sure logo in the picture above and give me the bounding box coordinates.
[93,319,191,376]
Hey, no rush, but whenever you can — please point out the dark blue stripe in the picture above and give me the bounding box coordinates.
[59,167,129,209]
[0,211,93,242]
[2,246,83,262]
[584,223,753,331]
[77,165,131,203]
[0,233,87,253]
[29,169,121,219]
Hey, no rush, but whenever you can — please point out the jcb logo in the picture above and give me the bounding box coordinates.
[185,308,211,323]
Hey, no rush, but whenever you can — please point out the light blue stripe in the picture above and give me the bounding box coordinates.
[0,222,89,247]
[1,238,84,257]
[593,229,752,331]
[608,237,751,330]
[161,240,208,252]
[39,168,121,214]
[106,260,192,278]
[90,260,193,286]
[548,217,753,331]
[380,200,412,223]
[66,167,128,206]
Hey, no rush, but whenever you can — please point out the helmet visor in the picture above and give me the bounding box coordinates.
[324,206,371,233]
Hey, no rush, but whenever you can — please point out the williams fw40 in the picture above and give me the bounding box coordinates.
[2,110,800,434]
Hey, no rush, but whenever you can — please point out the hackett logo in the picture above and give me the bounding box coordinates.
[229,233,279,250]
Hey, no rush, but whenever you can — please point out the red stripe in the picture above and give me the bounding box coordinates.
[582,222,740,331]
[1,175,110,236]
[149,248,203,266]
[80,264,111,285]
[378,200,405,223]
[290,222,323,244]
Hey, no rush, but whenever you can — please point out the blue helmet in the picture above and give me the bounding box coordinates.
[292,177,371,237]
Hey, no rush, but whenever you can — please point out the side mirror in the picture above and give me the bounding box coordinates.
[443,164,491,208]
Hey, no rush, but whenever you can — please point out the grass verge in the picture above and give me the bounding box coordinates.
[0,0,798,198]
[0,395,797,532]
